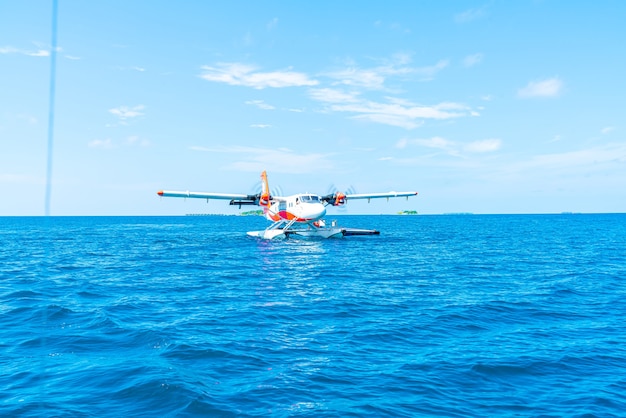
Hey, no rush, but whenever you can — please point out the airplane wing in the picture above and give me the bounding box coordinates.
[345,191,418,201]
[157,190,249,200]
[157,190,262,207]
[321,191,418,206]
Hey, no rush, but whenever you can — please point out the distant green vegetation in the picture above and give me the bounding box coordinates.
[397,210,418,215]
[240,210,264,216]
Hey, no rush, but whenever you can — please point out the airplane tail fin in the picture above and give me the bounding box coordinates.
[259,170,271,208]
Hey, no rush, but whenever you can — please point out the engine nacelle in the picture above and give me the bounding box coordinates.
[334,192,346,206]
[260,193,271,207]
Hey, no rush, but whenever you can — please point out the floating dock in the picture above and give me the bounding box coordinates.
[341,228,380,236]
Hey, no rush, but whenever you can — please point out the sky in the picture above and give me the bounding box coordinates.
[1,1,625,216]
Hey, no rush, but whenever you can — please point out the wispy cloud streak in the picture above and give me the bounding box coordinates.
[200,63,319,89]
[518,78,563,98]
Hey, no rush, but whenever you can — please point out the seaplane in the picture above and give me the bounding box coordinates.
[157,171,418,240]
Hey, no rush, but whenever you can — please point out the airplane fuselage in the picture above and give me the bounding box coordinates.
[265,194,326,223]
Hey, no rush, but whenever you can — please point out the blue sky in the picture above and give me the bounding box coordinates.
[1,1,625,216]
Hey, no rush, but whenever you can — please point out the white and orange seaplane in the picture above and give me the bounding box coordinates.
[157,171,418,240]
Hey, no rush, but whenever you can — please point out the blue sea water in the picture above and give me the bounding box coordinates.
[1,214,625,417]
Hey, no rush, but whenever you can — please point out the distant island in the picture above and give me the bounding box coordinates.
[397,210,418,215]
[240,210,264,216]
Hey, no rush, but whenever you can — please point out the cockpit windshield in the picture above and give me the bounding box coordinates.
[301,195,320,202]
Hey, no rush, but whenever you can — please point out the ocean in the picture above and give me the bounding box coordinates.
[1,214,625,417]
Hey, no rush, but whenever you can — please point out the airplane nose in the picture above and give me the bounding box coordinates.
[317,205,327,219]
[311,203,326,220]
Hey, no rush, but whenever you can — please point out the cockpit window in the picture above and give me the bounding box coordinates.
[301,195,319,202]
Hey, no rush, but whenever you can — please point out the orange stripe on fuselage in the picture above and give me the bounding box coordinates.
[265,209,311,222]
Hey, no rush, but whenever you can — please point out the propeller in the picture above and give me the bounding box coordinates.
[322,184,356,208]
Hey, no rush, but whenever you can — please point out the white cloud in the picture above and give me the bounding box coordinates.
[114,65,146,72]
[245,100,275,110]
[464,138,501,153]
[0,46,19,54]
[394,52,414,66]
[455,7,487,23]
[267,17,278,30]
[326,99,471,129]
[414,60,449,80]
[374,20,411,34]
[126,135,150,147]
[88,138,114,149]
[463,53,483,67]
[395,137,457,156]
[0,45,49,57]
[352,113,423,130]
[601,126,615,134]
[1,43,70,58]
[26,50,49,57]
[405,136,455,150]
[200,57,464,130]
[324,57,447,89]
[250,124,271,128]
[14,113,38,125]
[531,144,626,167]
[109,105,145,120]
[308,88,360,103]
[326,67,387,89]
[189,146,212,152]
[504,144,626,177]
[200,63,319,89]
[395,136,501,156]
[518,77,563,98]
[395,138,408,149]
